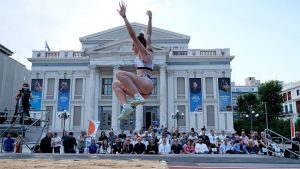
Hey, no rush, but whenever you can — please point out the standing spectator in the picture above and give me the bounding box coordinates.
[63,132,77,153]
[118,130,127,140]
[3,133,14,153]
[40,132,53,153]
[52,132,62,153]
[158,137,171,155]
[171,139,183,154]
[99,139,111,154]
[15,135,23,153]
[122,137,134,154]
[77,131,87,154]
[195,138,209,154]
[88,139,99,154]
[134,136,146,154]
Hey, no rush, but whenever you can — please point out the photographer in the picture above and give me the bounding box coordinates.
[12,83,32,123]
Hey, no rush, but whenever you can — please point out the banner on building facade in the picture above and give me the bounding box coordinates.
[30,79,43,110]
[218,77,232,112]
[57,79,70,112]
[189,78,202,113]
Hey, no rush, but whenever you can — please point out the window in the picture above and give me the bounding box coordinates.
[73,106,81,127]
[45,106,53,126]
[74,78,83,99]
[102,78,113,95]
[207,105,215,127]
[151,78,157,95]
[177,77,185,98]
[205,77,213,96]
[297,89,299,96]
[99,106,112,130]
[289,104,293,114]
[46,78,55,100]
[288,91,292,100]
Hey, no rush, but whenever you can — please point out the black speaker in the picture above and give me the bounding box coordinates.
[0,112,5,124]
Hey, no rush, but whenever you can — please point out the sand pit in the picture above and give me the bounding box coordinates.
[0,159,168,169]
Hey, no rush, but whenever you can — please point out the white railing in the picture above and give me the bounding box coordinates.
[170,48,230,56]
[32,51,87,58]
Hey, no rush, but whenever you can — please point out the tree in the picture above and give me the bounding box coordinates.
[258,80,284,122]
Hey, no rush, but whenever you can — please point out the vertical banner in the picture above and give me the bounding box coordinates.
[290,118,295,139]
[218,78,232,112]
[57,79,70,112]
[189,78,202,113]
[30,79,43,110]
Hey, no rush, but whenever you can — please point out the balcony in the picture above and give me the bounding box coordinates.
[170,48,230,56]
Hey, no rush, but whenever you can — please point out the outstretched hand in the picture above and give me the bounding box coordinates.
[146,10,152,18]
[117,1,127,17]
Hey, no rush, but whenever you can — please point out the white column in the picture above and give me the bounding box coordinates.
[94,69,100,121]
[159,64,167,128]
[88,65,97,121]
[111,65,120,131]
[135,105,143,131]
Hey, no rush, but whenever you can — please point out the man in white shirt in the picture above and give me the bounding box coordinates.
[195,138,209,154]
[52,132,62,153]
[158,137,171,155]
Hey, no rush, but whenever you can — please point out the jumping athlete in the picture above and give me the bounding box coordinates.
[114,1,154,120]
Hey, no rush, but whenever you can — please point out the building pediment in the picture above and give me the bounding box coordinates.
[80,22,190,50]
[86,39,165,52]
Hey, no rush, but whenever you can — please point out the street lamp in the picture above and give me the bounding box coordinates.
[58,110,70,136]
[171,110,184,129]
[245,110,259,131]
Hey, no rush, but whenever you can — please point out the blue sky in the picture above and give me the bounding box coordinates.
[1,0,299,85]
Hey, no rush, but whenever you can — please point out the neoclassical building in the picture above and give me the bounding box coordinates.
[29,23,235,133]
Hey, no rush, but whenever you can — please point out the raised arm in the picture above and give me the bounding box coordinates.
[117,1,148,56]
[146,10,152,51]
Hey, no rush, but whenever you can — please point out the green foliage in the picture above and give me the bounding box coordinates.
[258,80,284,119]
[269,118,291,138]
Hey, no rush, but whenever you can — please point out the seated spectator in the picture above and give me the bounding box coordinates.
[246,140,259,154]
[158,137,171,155]
[89,139,99,154]
[183,139,195,154]
[171,138,183,154]
[229,138,247,154]
[198,128,211,148]
[108,131,118,146]
[195,138,209,154]
[147,138,158,154]
[292,131,300,153]
[99,139,111,154]
[111,138,123,154]
[118,130,127,140]
[210,137,222,154]
[240,131,249,145]
[228,131,237,143]
[219,138,232,154]
[134,136,146,154]
[218,130,227,142]
[3,133,14,153]
[121,137,134,154]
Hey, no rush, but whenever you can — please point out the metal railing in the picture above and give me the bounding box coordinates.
[265,129,300,160]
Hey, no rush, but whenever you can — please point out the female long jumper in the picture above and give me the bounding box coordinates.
[113,1,154,120]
